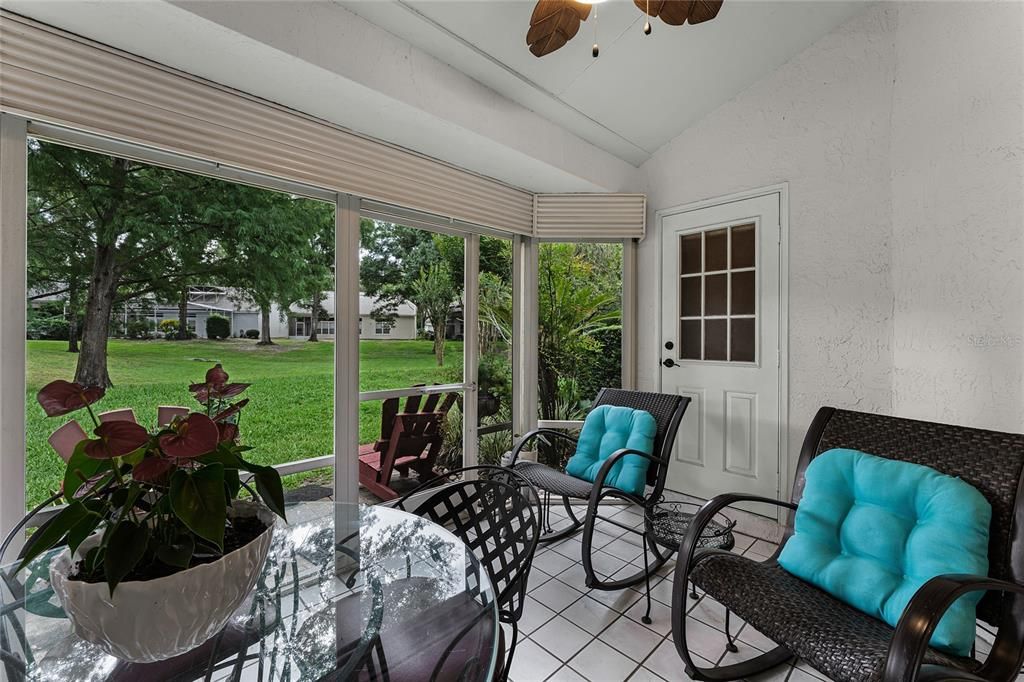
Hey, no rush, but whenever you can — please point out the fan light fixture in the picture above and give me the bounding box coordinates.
[526,0,724,59]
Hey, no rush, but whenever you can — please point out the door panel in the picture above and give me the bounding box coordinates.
[661,193,782,503]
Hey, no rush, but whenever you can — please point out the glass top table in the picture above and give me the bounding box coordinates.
[0,502,499,681]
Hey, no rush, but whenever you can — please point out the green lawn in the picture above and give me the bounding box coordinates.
[26,338,463,508]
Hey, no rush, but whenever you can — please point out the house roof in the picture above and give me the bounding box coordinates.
[288,292,416,318]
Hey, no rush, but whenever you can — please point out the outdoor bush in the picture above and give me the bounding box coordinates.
[244,329,260,339]
[206,314,231,340]
[158,319,179,336]
[125,319,154,340]
[26,315,69,341]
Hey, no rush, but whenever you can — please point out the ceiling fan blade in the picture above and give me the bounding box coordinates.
[527,0,592,57]
[658,0,695,26]
[688,0,723,23]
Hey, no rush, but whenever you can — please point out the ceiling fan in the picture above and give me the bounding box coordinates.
[527,0,724,58]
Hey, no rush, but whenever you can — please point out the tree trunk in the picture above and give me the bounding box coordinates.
[433,312,447,366]
[258,305,275,345]
[308,290,320,342]
[538,362,558,422]
[176,285,189,340]
[66,279,80,353]
[74,245,118,388]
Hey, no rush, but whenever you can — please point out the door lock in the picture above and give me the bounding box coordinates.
[662,358,676,368]
[664,341,674,350]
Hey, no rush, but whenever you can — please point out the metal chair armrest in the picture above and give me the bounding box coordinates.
[506,429,580,467]
[671,494,798,661]
[883,574,1024,682]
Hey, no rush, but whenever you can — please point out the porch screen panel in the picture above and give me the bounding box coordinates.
[0,11,534,235]
[533,193,646,240]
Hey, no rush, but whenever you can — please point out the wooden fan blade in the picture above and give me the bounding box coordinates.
[659,0,694,25]
[527,0,592,57]
[634,0,723,26]
[688,0,723,23]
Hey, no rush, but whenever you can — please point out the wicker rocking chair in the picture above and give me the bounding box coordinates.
[673,407,1024,682]
[507,388,690,592]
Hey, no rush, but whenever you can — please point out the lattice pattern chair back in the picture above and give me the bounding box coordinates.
[591,388,688,492]
[406,469,541,623]
[798,407,1024,626]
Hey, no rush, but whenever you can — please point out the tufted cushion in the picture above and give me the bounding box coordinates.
[564,405,656,496]
[777,448,991,656]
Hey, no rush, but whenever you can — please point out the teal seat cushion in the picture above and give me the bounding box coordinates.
[777,448,991,656]
[564,405,657,496]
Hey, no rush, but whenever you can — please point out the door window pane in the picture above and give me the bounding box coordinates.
[675,222,757,363]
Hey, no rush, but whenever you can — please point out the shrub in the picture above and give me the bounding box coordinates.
[158,319,179,336]
[205,314,230,340]
[244,329,260,339]
[26,315,69,340]
[126,319,154,340]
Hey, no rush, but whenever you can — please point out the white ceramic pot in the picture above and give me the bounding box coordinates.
[49,500,276,663]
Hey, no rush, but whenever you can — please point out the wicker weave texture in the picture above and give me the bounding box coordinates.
[812,409,1024,624]
[690,553,979,682]
[513,461,594,500]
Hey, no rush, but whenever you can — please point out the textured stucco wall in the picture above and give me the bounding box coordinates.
[637,1,1024,488]
[636,5,899,481]
[890,2,1024,432]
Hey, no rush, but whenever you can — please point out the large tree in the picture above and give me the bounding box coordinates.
[27,141,328,384]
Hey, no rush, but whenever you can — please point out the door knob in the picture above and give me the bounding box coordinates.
[662,358,676,368]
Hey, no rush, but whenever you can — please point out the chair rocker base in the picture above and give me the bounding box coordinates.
[681,645,795,681]
[536,494,586,544]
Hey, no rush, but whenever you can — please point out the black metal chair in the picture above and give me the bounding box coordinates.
[394,465,541,681]
[507,388,689,593]
[672,407,1024,682]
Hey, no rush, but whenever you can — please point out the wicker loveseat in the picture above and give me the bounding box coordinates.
[672,407,1024,682]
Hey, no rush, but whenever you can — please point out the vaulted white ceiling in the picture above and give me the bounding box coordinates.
[338,0,868,165]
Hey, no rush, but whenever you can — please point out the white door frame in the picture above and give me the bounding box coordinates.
[656,183,791,507]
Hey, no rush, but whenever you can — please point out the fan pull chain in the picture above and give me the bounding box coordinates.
[644,0,652,35]
[592,6,599,58]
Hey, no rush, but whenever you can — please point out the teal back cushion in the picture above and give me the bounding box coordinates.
[778,448,991,656]
[564,405,657,496]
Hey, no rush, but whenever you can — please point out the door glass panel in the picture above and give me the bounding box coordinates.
[676,222,757,363]
[731,271,755,315]
[704,319,728,361]
[704,274,727,316]
[680,234,702,275]
[680,276,701,317]
[731,223,756,269]
[730,318,756,362]
[705,228,728,271]
[680,320,702,360]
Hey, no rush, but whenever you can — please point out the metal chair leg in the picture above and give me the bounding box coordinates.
[724,609,738,653]
[641,533,653,625]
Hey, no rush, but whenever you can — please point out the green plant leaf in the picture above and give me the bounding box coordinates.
[17,501,92,572]
[155,533,194,569]
[62,443,111,502]
[103,520,150,595]
[169,463,226,549]
[65,500,105,555]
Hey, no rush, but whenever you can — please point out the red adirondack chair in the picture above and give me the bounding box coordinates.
[357,390,458,501]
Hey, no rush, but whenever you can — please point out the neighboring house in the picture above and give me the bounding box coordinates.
[287,292,417,340]
[139,287,285,339]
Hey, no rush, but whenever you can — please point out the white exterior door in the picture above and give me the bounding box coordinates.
[660,192,783,502]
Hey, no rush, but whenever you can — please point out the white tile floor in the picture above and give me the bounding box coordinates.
[507,503,1015,682]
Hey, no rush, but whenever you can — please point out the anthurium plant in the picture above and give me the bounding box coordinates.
[20,365,286,594]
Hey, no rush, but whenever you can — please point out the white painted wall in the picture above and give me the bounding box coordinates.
[890,2,1024,431]
[636,1,1024,486]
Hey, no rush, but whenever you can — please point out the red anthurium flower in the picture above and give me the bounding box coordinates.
[37,380,105,418]
[158,413,219,459]
[73,471,113,499]
[133,455,175,484]
[218,422,239,444]
[206,364,229,386]
[83,421,150,459]
[215,383,249,399]
[212,399,248,423]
